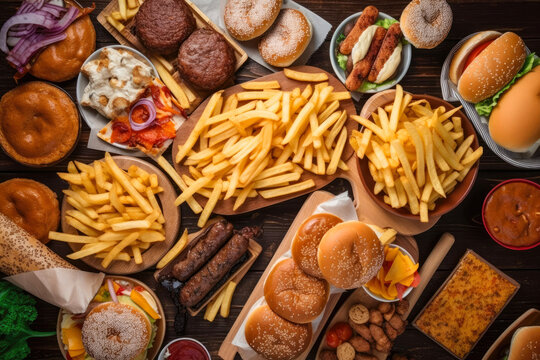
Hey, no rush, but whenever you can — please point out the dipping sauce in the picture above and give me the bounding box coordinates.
[483,180,540,248]
[164,339,210,360]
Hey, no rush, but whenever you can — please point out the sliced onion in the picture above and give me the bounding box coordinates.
[0,13,56,53]
[129,99,157,131]
[107,279,118,303]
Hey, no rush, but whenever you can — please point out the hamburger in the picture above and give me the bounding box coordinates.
[449,31,540,152]
[506,326,540,360]
[60,278,162,360]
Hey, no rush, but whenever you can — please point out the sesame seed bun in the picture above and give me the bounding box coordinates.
[264,258,329,324]
[488,66,540,152]
[245,304,312,360]
[457,32,527,103]
[317,221,383,289]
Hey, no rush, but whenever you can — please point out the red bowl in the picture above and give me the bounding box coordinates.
[482,178,540,250]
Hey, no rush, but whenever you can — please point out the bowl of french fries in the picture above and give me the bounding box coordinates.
[49,153,180,274]
[350,85,482,222]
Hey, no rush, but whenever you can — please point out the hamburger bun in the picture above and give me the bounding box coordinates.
[456,32,527,103]
[317,221,383,289]
[82,302,151,360]
[0,179,59,244]
[488,66,540,152]
[449,31,501,85]
[258,8,312,67]
[508,326,540,360]
[264,258,329,323]
[224,0,282,41]
[291,213,342,278]
[245,304,312,360]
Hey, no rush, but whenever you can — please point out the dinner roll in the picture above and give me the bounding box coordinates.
[245,304,312,360]
[224,0,282,41]
[264,258,329,323]
[291,213,342,279]
[318,221,383,289]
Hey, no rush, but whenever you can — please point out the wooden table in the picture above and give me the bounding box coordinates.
[1,0,539,359]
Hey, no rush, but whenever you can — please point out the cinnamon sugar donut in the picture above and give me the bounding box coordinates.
[400,0,453,49]
[224,0,282,41]
[258,8,312,67]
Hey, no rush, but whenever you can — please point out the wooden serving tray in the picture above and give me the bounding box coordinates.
[97,0,248,113]
[218,190,419,360]
[56,275,166,360]
[315,232,455,359]
[60,156,180,274]
[482,308,540,360]
[153,217,262,317]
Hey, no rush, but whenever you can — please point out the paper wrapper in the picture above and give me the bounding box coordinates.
[190,0,331,72]
[0,213,105,313]
[232,192,371,359]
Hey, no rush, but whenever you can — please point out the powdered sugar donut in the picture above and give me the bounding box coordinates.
[400,0,453,49]
[224,0,282,41]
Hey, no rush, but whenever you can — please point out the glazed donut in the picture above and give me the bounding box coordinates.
[224,0,282,41]
[400,0,453,49]
[258,8,312,67]
[81,302,151,360]
[0,179,59,244]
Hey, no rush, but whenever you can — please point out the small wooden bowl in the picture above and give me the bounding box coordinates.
[60,156,180,274]
[56,275,166,360]
[357,90,480,220]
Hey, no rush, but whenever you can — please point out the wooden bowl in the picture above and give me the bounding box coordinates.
[60,156,180,274]
[56,275,166,360]
[357,90,480,220]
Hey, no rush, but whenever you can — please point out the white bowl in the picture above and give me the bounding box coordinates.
[362,244,416,302]
[75,45,158,151]
[158,338,211,360]
[329,12,412,93]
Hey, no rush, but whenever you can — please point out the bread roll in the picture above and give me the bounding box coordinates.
[224,0,282,41]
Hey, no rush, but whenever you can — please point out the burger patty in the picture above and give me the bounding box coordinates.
[135,0,195,55]
[177,28,236,91]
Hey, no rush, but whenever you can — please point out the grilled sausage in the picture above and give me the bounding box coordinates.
[172,219,233,281]
[339,5,379,55]
[345,26,386,91]
[367,23,403,83]
[348,321,373,343]
[179,226,260,307]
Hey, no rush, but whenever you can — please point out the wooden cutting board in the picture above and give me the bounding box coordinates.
[315,232,455,359]
[218,190,420,360]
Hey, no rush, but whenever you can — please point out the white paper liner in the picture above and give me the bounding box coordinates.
[5,268,105,314]
[189,0,331,73]
[232,192,381,359]
[439,33,540,169]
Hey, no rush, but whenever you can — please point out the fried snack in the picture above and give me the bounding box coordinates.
[173,79,352,227]
[350,85,483,222]
[49,154,166,268]
[348,304,369,325]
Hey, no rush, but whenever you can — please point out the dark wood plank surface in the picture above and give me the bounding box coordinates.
[1,0,539,359]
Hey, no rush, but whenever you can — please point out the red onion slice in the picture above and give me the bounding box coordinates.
[129,99,157,131]
[107,279,118,303]
[0,13,56,53]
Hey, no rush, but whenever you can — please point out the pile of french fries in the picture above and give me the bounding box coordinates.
[203,280,237,322]
[350,85,483,222]
[106,0,141,31]
[166,69,352,227]
[49,153,166,268]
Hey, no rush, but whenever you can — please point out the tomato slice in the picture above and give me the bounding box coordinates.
[333,322,353,341]
[464,40,494,71]
[326,330,341,348]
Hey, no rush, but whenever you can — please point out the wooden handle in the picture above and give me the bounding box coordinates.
[403,232,455,318]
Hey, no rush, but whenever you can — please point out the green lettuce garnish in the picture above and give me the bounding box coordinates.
[337,33,346,43]
[475,53,540,116]
[337,52,348,70]
[358,78,396,92]
[374,18,399,29]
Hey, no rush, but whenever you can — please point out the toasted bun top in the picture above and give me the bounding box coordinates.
[317,221,383,289]
[488,66,540,152]
[449,31,501,84]
[508,326,540,360]
[224,0,282,41]
[264,258,329,323]
[82,302,151,360]
[291,213,342,278]
[457,32,527,103]
[245,304,312,360]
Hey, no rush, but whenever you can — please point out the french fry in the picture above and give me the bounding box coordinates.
[259,180,315,199]
[101,232,139,268]
[198,179,222,228]
[283,68,328,82]
[206,287,226,322]
[220,281,237,318]
[67,242,115,260]
[241,81,280,90]
[48,232,98,244]
[156,229,188,269]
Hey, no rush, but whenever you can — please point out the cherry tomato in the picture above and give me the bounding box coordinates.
[326,330,341,348]
[333,322,353,341]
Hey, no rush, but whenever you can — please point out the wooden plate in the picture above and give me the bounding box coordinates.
[153,217,262,316]
[356,90,480,220]
[172,65,357,215]
[482,308,540,360]
[218,190,419,360]
[60,156,180,274]
[56,275,166,360]
[315,233,455,359]
[97,0,248,113]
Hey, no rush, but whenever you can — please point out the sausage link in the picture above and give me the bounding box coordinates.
[340,5,378,55]
[367,23,403,82]
[345,26,386,91]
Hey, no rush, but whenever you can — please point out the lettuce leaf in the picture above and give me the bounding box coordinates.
[337,52,348,70]
[374,18,398,29]
[475,53,540,116]
[337,33,346,43]
[358,78,396,92]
